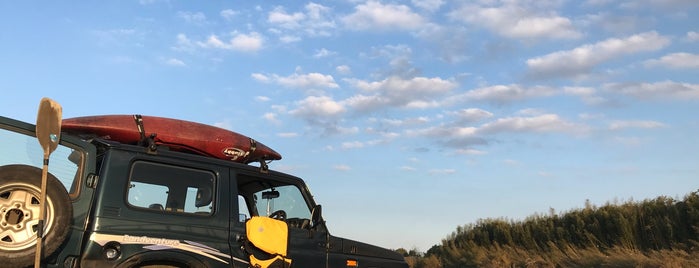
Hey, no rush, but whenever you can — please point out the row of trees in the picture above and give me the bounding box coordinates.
[400,190,699,267]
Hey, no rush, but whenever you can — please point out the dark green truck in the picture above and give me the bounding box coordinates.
[0,114,407,268]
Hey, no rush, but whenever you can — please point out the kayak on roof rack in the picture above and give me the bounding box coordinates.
[61,114,281,164]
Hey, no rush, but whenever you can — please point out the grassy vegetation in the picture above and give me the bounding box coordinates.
[398,189,699,267]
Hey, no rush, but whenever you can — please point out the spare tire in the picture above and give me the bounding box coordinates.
[0,164,72,268]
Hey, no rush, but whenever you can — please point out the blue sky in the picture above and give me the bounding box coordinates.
[1,0,698,252]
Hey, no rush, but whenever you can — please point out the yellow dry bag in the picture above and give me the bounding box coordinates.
[245,216,292,268]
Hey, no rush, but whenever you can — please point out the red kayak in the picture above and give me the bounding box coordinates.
[62,115,281,164]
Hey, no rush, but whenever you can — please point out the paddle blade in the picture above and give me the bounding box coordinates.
[36,97,63,154]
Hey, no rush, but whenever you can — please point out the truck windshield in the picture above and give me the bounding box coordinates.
[0,127,82,197]
[254,185,311,220]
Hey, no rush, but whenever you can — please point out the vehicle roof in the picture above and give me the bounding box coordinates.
[89,134,303,183]
[0,115,301,184]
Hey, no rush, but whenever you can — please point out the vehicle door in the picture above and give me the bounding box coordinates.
[232,171,328,268]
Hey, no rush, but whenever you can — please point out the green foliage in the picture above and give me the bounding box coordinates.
[408,190,699,267]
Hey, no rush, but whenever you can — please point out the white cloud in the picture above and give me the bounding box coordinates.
[367,44,413,59]
[526,31,670,78]
[631,0,699,9]
[515,108,546,116]
[198,32,264,52]
[404,100,440,109]
[342,1,426,31]
[258,72,339,90]
[271,105,287,113]
[448,2,580,40]
[255,96,270,102]
[563,86,609,105]
[341,141,364,149]
[428,169,457,175]
[333,164,351,171]
[455,148,486,155]
[376,116,430,128]
[687,31,699,42]
[313,48,336,58]
[172,33,195,52]
[165,58,186,66]
[413,24,470,64]
[220,9,238,20]
[400,165,416,171]
[346,76,457,111]
[581,12,639,34]
[354,76,455,94]
[288,96,358,135]
[266,2,336,40]
[279,73,338,88]
[340,139,384,150]
[644,52,699,69]
[230,32,264,52]
[268,6,306,29]
[458,84,557,104]
[263,112,280,124]
[342,94,390,112]
[406,125,478,139]
[279,35,301,43]
[277,132,299,138]
[412,0,444,12]
[251,73,270,82]
[200,35,226,48]
[478,114,584,135]
[379,131,400,140]
[448,108,494,123]
[302,3,336,36]
[336,65,351,75]
[290,96,346,118]
[177,11,207,24]
[563,86,596,96]
[406,111,589,149]
[604,81,699,100]
[608,120,666,130]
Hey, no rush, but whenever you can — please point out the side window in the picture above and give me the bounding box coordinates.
[127,161,215,215]
[238,195,250,222]
[128,181,168,210]
[0,127,82,198]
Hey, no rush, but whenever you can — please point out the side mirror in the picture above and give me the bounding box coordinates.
[311,205,323,228]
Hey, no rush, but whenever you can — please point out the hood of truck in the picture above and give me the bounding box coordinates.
[329,235,404,261]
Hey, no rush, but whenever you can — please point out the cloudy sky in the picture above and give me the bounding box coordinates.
[1,0,698,251]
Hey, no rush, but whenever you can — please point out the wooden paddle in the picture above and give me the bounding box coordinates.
[34,98,62,268]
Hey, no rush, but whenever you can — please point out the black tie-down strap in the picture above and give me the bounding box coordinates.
[242,237,290,268]
[247,138,271,173]
[133,114,157,154]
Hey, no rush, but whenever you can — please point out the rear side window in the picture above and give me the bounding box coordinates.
[127,161,215,215]
[0,126,83,198]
